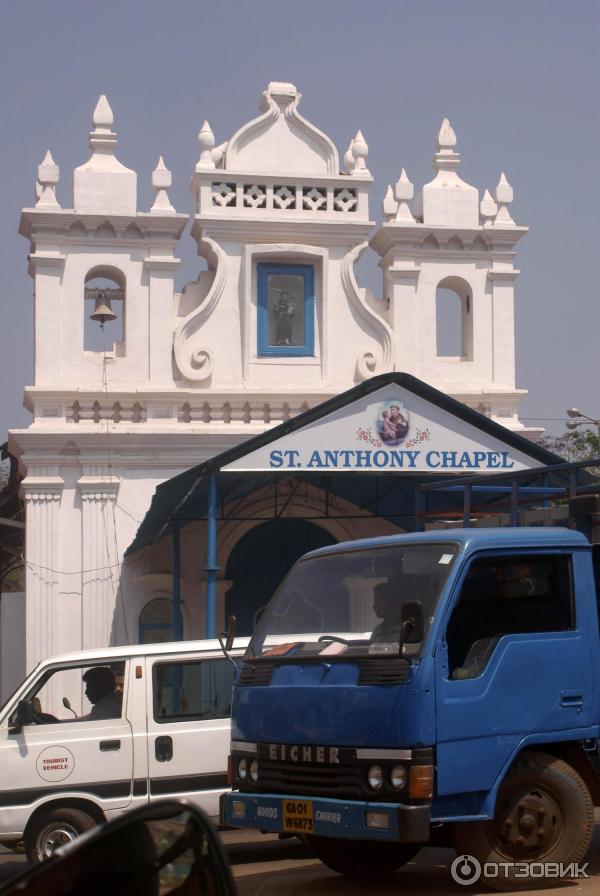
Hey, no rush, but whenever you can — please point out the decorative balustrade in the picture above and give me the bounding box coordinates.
[65,398,310,425]
[210,181,358,213]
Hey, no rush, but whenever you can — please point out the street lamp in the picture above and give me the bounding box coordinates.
[566,407,600,455]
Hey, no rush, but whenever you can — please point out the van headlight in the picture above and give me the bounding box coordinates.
[367,764,384,790]
[390,765,407,790]
[238,757,247,780]
[249,759,259,783]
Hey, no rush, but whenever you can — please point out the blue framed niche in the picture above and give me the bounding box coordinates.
[257,263,315,357]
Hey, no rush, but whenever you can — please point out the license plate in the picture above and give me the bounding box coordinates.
[282,799,313,833]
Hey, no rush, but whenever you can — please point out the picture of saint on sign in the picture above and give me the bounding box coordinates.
[268,275,304,347]
[377,402,410,446]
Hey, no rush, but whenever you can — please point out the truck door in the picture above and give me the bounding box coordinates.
[146,654,235,817]
[435,551,594,798]
[0,661,134,816]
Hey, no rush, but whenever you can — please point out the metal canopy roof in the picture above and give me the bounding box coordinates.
[125,373,561,557]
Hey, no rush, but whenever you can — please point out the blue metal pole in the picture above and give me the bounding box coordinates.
[171,520,183,640]
[205,473,219,638]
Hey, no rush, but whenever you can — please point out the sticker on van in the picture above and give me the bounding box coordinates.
[36,747,75,782]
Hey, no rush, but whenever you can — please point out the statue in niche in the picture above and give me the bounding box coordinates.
[271,289,296,345]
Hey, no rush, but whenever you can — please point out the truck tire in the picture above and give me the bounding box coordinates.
[25,807,96,863]
[305,835,420,876]
[454,751,593,891]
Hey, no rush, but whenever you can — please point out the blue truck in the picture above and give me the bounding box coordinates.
[221,528,600,889]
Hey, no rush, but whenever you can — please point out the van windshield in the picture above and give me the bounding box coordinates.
[247,543,457,659]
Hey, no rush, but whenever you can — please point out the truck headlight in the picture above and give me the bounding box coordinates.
[238,757,247,780]
[249,759,259,783]
[390,765,407,790]
[367,764,384,790]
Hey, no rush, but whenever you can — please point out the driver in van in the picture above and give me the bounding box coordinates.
[81,667,122,721]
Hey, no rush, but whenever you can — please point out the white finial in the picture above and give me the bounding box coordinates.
[382,184,398,220]
[480,189,498,226]
[351,130,370,176]
[89,94,117,152]
[93,95,114,130]
[393,169,415,221]
[344,139,355,174]
[437,117,457,150]
[150,156,175,213]
[494,172,515,225]
[434,118,460,172]
[36,150,60,208]
[196,120,216,171]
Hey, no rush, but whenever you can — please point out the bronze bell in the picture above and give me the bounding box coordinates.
[90,292,117,324]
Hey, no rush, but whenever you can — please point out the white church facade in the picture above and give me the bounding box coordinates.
[5,81,542,692]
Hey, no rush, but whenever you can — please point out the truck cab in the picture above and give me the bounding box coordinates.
[221,529,599,889]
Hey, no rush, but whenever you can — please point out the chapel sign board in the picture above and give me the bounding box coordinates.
[222,386,541,473]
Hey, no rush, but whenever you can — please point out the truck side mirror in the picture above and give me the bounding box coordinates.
[222,614,237,651]
[401,601,424,645]
[9,699,34,734]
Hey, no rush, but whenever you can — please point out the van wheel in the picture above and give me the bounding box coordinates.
[454,752,593,891]
[305,835,420,876]
[25,807,96,863]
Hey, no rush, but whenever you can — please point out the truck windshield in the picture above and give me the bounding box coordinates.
[247,543,457,659]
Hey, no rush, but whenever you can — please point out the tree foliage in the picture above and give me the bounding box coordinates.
[538,428,599,463]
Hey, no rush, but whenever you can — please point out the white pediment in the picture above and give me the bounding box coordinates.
[224,82,339,176]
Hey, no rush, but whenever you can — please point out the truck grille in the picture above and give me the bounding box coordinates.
[258,761,366,800]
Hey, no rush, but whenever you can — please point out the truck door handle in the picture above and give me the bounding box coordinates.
[99,740,121,751]
[155,735,173,762]
[560,691,583,708]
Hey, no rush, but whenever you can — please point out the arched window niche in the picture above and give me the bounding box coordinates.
[84,266,125,353]
[435,276,473,360]
[139,597,173,644]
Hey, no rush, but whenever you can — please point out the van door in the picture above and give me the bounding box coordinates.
[145,654,235,817]
[435,551,594,799]
[0,661,134,820]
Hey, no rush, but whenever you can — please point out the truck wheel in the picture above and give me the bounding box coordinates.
[25,807,96,863]
[454,751,593,891]
[305,835,420,876]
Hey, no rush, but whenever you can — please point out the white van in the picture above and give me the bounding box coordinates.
[0,638,248,862]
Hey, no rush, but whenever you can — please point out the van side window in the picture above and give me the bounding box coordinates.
[153,659,235,723]
[445,554,573,681]
[13,662,125,725]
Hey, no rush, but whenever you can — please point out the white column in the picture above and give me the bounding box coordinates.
[489,270,518,390]
[387,263,420,373]
[22,475,63,673]
[145,257,181,386]
[78,473,120,649]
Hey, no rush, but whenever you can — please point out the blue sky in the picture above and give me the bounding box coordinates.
[1,0,597,437]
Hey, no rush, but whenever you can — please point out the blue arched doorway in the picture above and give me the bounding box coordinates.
[225,519,336,636]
